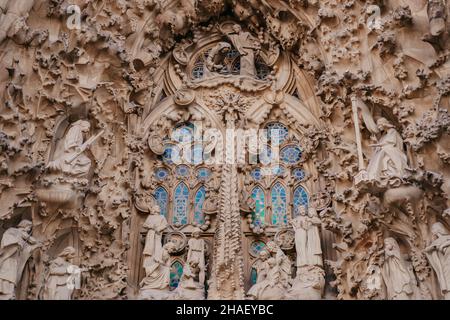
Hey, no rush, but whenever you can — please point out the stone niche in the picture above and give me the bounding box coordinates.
[0,0,449,300]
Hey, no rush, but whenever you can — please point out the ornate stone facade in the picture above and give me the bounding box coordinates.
[0,0,449,300]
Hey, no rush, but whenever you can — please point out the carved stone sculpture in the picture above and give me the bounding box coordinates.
[46,121,94,178]
[204,42,232,78]
[0,220,38,300]
[427,0,447,36]
[173,260,205,300]
[247,241,291,300]
[0,0,449,301]
[381,238,415,300]
[186,228,206,285]
[286,265,325,300]
[425,222,450,299]
[42,246,80,300]
[139,242,176,300]
[223,24,260,77]
[367,118,409,181]
[0,0,36,43]
[291,206,323,268]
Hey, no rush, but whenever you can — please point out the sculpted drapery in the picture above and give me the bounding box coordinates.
[367,118,408,181]
[425,223,450,299]
[381,238,414,300]
[291,207,323,268]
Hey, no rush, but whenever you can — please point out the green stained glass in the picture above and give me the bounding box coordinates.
[251,187,265,226]
[170,261,184,290]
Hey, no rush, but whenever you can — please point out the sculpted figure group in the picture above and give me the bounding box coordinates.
[138,196,207,300]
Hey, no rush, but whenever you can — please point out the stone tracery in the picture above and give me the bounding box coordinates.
[0,0,448,300]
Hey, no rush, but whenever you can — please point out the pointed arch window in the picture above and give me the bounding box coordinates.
[194,186,206,225]
[170,261,184,290]
[154,187,169,218]
[173,182,189,225]
[251,187,265,226]
[271,182,287,225]
[293,186,309,217]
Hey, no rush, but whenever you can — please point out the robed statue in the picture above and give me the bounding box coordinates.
[425,222,450,299]
[291,206,323,268]
[0,220,39,300]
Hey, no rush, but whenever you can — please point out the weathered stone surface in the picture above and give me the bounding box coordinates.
[0,0,448,300]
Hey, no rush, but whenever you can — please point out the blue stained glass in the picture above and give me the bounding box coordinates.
[196,168,211,181]
[293,168,306,181]
[162,144,181,164]
[192,63,204,79]
[172,124,194,143]
[266,123,289,146]
[259,146,272,165]
[251,168,262,181]
[176,165,190,177]
[293,186,309,217]
[251,187,265,226]
[271,166,285,176]
[154,187,168,218]
[250,267,258,285]
[170,261,184,290]
[173,183,189,225]
[271,182,287,225]
[191,144,203,165]
[280,145,302,164]
[155,168,169,181]
[194,186,206,225]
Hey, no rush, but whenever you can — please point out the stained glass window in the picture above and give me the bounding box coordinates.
[293,168,306,181]
[194,186,206,225]
[173,183,189,225]
[271,166,285,176]
[293,186,309,217]
[175,165,190,178]
[154,187,168,218]
[191,144,203,165]
[170,261,184,290]
[271,182,287,225]
[250,267,258,285]
[250,241,266,257]
[196,168,211,181]
[162,144,181,165]
[251,187,265,226]
[251,168,262,181]
[280,145,302,164]
[259,146,273,165]
[155,168,169,181]
[266,123,289,146]
[173,124,195,144]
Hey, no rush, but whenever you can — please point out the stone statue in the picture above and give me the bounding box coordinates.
[247,241,291,299]
[173,260,205,300]
[367,118,409,181]
[427,0,447,36]
[186,228,206,285]
[42,246,81,300]
[0,0,36,43]
[424,222,450,299]
[247,250,273,299]
[139,241,176,300]
[0,220,39,300]
[47,120,99,178]
[204,42,232,78]
[381,237,414,300]
[286,265,325,300]
[224,24,261,77]
[291,206,323,268]
[141,199,169,278]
